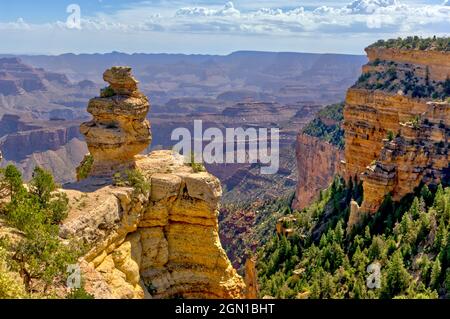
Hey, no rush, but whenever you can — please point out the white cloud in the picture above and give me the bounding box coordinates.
[1,0,448,36]
[345,0,401,14]
[0,0,448,54]
[176,1,240,17]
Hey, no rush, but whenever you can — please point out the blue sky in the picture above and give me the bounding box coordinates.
[0,0,448,55]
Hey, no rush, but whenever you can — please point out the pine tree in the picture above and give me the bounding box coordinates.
[0,165,24,199]
[410,197,421,220]
[29,166,57,206]
[420,185,433,207]
[430,258,442,289]
[334,220,345,245]
[434,184,445,218]
[383,251,411,298]
[434,219,448,252]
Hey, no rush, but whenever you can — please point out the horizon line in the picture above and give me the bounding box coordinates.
[0,50,367,57]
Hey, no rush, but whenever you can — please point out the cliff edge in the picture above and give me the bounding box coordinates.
[61,67,244,299]
[343,39,449,226]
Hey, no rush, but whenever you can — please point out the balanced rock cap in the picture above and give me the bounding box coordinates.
[80,66,151,177]
[103,66,139,96]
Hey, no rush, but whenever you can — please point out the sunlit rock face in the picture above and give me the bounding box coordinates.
[80,67,152,177]
[343,47,450,215]
[64,67,245,299]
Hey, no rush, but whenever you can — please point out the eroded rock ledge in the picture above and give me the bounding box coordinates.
[343,46,449,226]
[62,67,244,299]
[61,150,245,299]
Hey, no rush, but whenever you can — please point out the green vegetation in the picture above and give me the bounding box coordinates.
[76,154,94,181]
[188,153,206,173]
[100,86,116,98]
[0,246,25,298]
[66,286,94,299]
[368,36,450,52]
[0,165,87,298]
[411,115,421,129]
[356,62,450,100]
[221,193,297,272]
[113,169,151,196]
[302,103,345,149]
[258,179,450,299]
[387,131,395,141]
[317,103,344,122]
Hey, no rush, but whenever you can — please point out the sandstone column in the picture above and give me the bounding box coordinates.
[80,67,151,177]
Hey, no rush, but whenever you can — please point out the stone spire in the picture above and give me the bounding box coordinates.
[80,67,151,177]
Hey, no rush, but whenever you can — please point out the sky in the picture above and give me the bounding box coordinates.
[0,0,449,55]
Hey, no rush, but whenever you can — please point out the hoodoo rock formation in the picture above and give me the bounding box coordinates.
[343,44,449,220]
[80,67,151,177]
[64,67,244,299]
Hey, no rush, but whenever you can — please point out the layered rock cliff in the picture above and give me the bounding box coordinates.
[343,41,449,217]
[61,67,244,299]
[0,114,86,183]
[293,134,343,210]
[62,151,244,299]
[293,103,345,210]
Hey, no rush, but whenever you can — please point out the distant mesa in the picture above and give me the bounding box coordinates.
[77,79,97,90]
[0,57,72,96]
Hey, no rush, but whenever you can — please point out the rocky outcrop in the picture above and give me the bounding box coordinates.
[343,46,450,215]
[343,89,433,180]
[244,257,259,299]
[293,133,343,210]
[365,47,450,82]
[62,66,244,299]
[80,67,151,177]
[346,200,365,232]
[359,101,449,212]
[62,151,244,299]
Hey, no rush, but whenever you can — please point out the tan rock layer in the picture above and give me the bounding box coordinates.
[343,89,449,214]
[80,67,152,177]
[366,47,450,81]
[61,150,245,299]
[360,103,449,212]
[244,257,259,299]
[343,89,431,180]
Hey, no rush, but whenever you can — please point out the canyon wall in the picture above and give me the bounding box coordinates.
[293,103,345,211]
[1,125,82,160]
[0,114,85,183]
[343,47,449,216]
[293,133,343,210]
